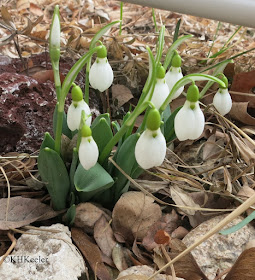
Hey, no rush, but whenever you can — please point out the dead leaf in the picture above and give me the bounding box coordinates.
[231,70,255,92]
[112,191,162,243]
[132,240,151,265]
[94,215,117,258]
[229,102,255,126]
[224,248,255,280]
[202,134,223,161]
[170,185,200,216]
[31,69,65,83]
[112,243,129,271]
[71,227,111,280]
[74,202,111,234]
[168,239,209,280]
[30,3,44,17]
[0,197,57,230]
[17,0,30,12]
[154,230,170,245]
[1,7,15,30]
[112,84,133,108]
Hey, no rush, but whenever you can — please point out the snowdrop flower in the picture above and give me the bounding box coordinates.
[49,5,60,62]
[165,52,184,100]
[67,84,91,131]
[135,109,166,169]
[79,125,99,170]
[89,45,113,92]
[174,84,205,141]
[151,65,169,109]
[213,75,232,116]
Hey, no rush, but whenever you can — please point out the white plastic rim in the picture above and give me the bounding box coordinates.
[119,0,255,28]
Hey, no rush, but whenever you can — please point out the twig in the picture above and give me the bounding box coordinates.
[0,231,16,266]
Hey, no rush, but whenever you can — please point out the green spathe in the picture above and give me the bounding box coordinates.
[218,74,228,89]
[146,108,161,131]
[171,51,182,68]
[97,45,107,58]
[71,85,83,102]
[156,64,166,79]
[81,125,92,137]
[186,84,200,103]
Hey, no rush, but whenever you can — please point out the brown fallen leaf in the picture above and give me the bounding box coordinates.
[112,84,134,108]
[94,215,117,258]
[0,197,58,230]
[71,227,111,280]
[231,70,255,92]
[112,191,162,243]
[74,202,111,234]
[224,248,255,280]
[168,239,209,280]
[229,102,255,126]
[112,243,129,271]
[31,69,65,84]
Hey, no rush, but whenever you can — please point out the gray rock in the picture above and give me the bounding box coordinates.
[0,224,86,280]
[182,214,255,280]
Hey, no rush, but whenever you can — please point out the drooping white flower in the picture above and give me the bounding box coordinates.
[213,88,232,116]
[89,45,113,92]
[151,78,169,109]
[79,136,99,170]
[135,128,166,169]
[165,67,184,100]
[67,100,91,131]
[50,6,60,48]
[174,100,205,141]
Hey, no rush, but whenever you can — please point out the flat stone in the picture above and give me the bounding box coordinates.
[0,223,86,280]
[182,214,255,280]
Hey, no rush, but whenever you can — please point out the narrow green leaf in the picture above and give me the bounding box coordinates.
[164,106,182,142]
[63,204,76,226]
[90,20,120,50]
[155,25,165,65]
[38,147,70,210]
[163,34,193,70]
[91,113,111,129]
[173,19,181,43]
[74,163,114,202]
[53,103,72,138]
[92,118,113,154]
[40,132,55,151]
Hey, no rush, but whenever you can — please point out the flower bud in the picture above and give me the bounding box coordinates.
[49,5,60,62]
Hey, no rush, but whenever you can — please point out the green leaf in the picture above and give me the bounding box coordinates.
[113,133,140,201]
[74,163,114,202]
[155,25,165,65]
[173,19,181,42]
[164,106,182,143]
[92,118,113,154]
[90,21,120,50]
[38,147,70,210]
[91,113,111,129]
[163,34,193,70]
[40,132,55,151]
[53,104,72,138]
[63,204,76,226]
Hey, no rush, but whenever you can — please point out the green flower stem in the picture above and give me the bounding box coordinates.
[159,74,226,113]
[70,148,78,192]
[152,8,158,32]
[54,46,102,155]
[119,2,123,35]
[84,61,91,104]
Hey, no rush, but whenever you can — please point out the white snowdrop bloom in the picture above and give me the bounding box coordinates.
[89,57,113,92]
[213,88,232,116]
[135,128,166,169]
[79,136,99,170]
[165,66,184,100]
[151,78,169,109]
[174,100,205,141]
[67,100,91,131]
[50,10,60,48]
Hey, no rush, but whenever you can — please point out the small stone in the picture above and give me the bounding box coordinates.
[116,265,184,280]
[0,224,86,280]
[182,214,255,280]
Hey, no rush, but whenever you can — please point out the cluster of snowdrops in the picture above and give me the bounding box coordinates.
[37,6,232,212]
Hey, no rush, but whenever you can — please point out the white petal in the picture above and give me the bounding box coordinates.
[213,88,232,116]
[50,15,60,48]
[135,128,166,169]
[165,67,184,100]
[151,78,169,109]
[67,100,91,131]
[89,58,114,92]
[79,137,99,170]
[174,101,205,141]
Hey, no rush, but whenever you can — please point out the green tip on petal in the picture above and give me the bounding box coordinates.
[71,85,83,102]
[171,52,182,68]
[218,73,229,89]
[186,83,200,102]
[156,64,165,79]
[97,45,107,58]
[146,108,161,131]
[81,125,92,137]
